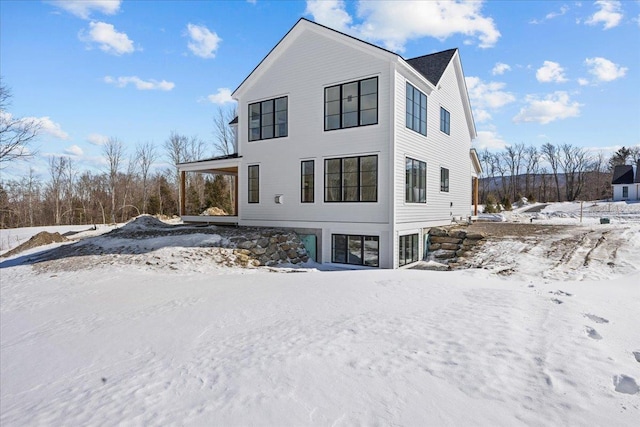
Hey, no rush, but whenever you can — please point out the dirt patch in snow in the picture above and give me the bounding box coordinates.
[0,232,68,259]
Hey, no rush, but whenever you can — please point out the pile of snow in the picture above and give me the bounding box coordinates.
[118,215,175,232]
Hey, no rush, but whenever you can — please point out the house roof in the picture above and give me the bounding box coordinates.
[229,116,238,125]
[233,18,459,96]
[406,49,458,86]
[611,164,634,184]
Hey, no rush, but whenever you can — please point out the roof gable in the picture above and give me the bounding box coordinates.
[405,49,457,86]
[612,165,634,184]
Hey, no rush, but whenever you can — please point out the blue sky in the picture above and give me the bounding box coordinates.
[1,0,639,180]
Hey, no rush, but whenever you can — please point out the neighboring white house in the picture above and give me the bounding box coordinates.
[178,18,481,269]
[611,161,640,201]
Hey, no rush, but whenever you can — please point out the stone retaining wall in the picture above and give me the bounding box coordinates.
[427,227,486,268]
[228,229,309,267]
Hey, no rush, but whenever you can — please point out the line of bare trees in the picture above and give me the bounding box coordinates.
[479,143,639,206]
[1,107,238,229]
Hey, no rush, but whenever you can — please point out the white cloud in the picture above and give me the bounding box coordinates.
[49,0,121,19]
[64,145,84,157]
[79,21,135,55]
[530,4,570,24]
[87,133,109,146]
[207,88,235,105]
[492,62,511,75]
[33,116,70,139]
[186,23,221,59]
[305,0,500,52]
[585,0,623,29]
[578,78,590,86]
[104,76,175,91]
[514,91,582,125]
[305,0,353,33]
[584,57,627,82]
[465,77,516,123]
[536,61,568,83]
[474,130,508,150]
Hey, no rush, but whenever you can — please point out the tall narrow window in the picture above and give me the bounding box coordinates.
[406,83,427,136]
[405,158,427,203]
[248,165,259,203]
[440,107,450,135]
[440,167,449,192]
[324,77,378,130]
[399,234,419,267]
[248,96,288,141]
[301,160,314,203]
[622,186,629,198]
[324,155,377,202]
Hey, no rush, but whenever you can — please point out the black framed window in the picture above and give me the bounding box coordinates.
[440,107,450,135]
[249,96,288,141]
[324,155,377,202]
[406,158,426,203]
[440,167,449,192]
[332,234,379,267]
[622,186,629,198]
[301,160,314,203]
[248,165,259,203]
[399,234,419,267]
[325,77,378,130]
[406,83,427,135]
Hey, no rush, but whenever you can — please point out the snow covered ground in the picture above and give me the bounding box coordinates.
[1,202,639,426]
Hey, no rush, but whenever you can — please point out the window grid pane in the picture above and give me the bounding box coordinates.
[324,77,377,130]
[248,165,259,203]
[406,83,427,136]
[332,234,379,267]
[301,160,314,203]
[440,167,449,192]
[405,158,426,203]
[324,155,377,202]
[249,97,288,141]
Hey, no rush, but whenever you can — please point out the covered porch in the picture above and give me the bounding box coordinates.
[177,154,241,225]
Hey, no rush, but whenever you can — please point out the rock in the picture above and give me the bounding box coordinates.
[301,255,309,262]
[266,244,278,256]
[429,236,462,244]
[287,249,297,259]
[429,227,448,237]
[433,249,457,259]
[256,237,269,248]
[280,244,291,251]
[251,247,266,256]
[428,243,441,251]
[291,258,300,264]
[278,250,288,260]
[278,235,287,243]
[440,243,459,251]
[450,230,467,239]
[466,232,487,240]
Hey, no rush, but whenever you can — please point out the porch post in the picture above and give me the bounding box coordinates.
[473,177,479,216]
[234,173,239,216]
[180,170,186,216]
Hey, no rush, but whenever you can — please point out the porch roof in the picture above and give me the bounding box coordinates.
[178,153,241,174]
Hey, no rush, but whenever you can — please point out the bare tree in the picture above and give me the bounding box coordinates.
[0,79,41,165]
[213,106,237,156]
[541,142,562,202]
[103,138,124,223]
[136,141,157,214]
[559,144,591,201]
[48,156,67,225]
[523,146,540,200]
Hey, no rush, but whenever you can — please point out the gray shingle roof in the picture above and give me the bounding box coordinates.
[406,49,458,86]
[612,164,634,184]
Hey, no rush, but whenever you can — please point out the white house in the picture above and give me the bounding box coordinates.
[611,161,640,201]
[178,18,481,269]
